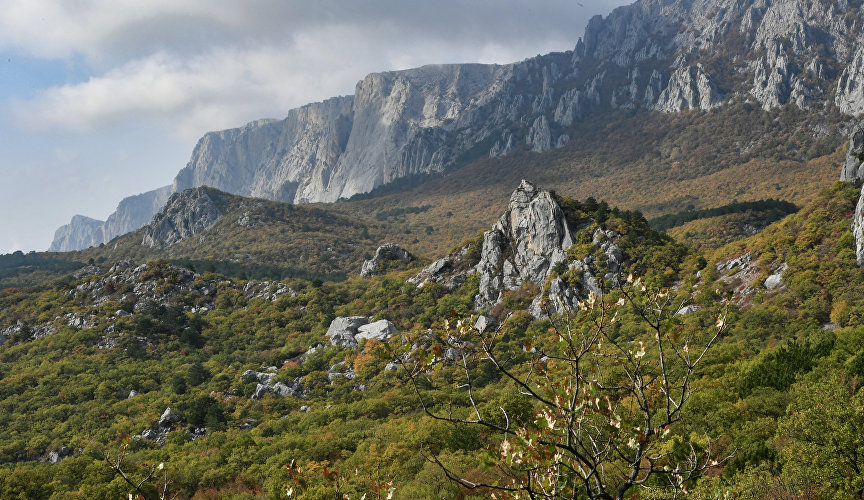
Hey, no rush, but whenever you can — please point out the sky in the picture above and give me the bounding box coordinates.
[0,0,630,254]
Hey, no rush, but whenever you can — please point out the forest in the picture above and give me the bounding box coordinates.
[1,181,863,498]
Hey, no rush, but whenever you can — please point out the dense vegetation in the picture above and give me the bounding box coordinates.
[2,181,864,498]
[648,199,798,231]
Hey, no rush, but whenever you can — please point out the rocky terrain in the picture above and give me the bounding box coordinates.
[51,0,864,252]
[410,180,635,318]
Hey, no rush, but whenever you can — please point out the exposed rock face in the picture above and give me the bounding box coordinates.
[361,243,414,277]
[654,63,723,112]
[837,46,864,116]
[473,180,574,309]
[853,186,864,266]
[54,0,864,249]
[141,187,227,248]
[841,125,864,183]
[409,180,625,317]
[407,247,469,290]
[49,215,104,252]
[252,380,303,399]
[159,407,182,427]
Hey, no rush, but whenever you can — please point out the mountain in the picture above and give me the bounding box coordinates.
[51,0,864,252]
[49,186,173,252]
[48,215,103,252]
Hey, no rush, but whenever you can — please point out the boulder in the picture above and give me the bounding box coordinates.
[159,407,181,427]
[764,263,788,290]
[356,320,398,341]
[474,315,497,334]
[241,369,276,385]
[361,243,414,277]
[325,316,369,347]
[251,380,302,399]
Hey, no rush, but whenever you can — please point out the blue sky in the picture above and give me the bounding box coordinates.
[0,0,629,254]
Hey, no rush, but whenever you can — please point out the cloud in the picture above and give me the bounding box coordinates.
[7,1,630,139]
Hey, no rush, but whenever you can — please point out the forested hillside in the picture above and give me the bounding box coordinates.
[2,179,864,498]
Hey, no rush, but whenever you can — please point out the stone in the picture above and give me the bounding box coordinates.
[474,315,497,334]
[50,186,173,252]
[127,389,138,399]
[159,407,181,427]
[526,115,552,153]
[139,429,161,441]
[764,263,788,290]
[47,446,72,464]
[361,243,413,277]
[853,184,864,266]
[474,180,573,309]
[48,215,105,252]
[356,320,398,341]
[241,369,276,385]
[677,305,701,315]
[325,316,370,347]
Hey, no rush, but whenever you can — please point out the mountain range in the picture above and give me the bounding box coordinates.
[50,0,864,252]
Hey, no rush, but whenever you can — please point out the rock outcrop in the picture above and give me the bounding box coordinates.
[841,125,864,183]
[141,187,227,248]
[356,320,398,341]
[409,180,624,317]
[325,316,370,348]
[325,316,398,347]
[654,63,723,113]
[360,243,414,277]
[837,46,864,116]
[473,180,574,309]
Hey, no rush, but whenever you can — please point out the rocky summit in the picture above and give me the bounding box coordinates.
[52,0,864,251]
[410,179,628,318]
[140,187,228,249]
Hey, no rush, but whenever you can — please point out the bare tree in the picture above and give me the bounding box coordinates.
[393,275,733,499]
[104,442,174,500]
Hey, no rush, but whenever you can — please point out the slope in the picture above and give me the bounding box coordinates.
[2,178,864,497]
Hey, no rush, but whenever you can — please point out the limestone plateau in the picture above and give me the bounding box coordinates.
[53,0,864,251]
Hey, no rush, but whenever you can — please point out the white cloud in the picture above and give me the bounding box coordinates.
[13,13,613,140]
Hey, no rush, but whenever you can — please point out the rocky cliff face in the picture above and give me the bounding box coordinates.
[473,180,575,309]
[141,187,229,248]
[54,0,864,250]
[50,186,172,251]
[411,180,623,318]
[49,215,105,252]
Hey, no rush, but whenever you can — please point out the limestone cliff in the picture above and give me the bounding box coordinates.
[53,0,864,250]
[49,215,105,252]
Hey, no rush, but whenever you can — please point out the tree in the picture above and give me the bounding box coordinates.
[393,275,731,499]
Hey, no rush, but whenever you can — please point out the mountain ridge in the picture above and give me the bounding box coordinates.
[51,0,864,252]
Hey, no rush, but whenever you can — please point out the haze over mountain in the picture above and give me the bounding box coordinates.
[49,0,864,252]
